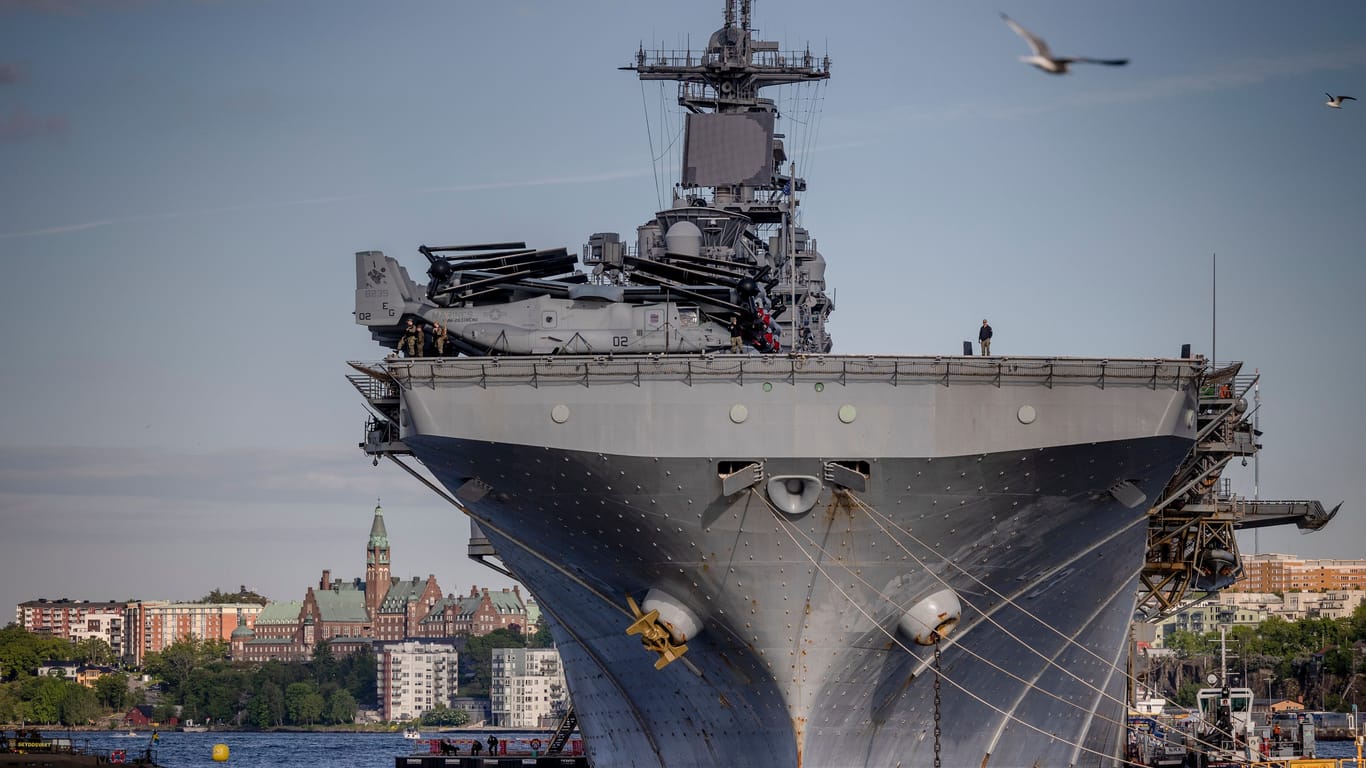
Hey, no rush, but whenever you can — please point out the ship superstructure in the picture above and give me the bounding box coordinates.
[346,3,1333,767]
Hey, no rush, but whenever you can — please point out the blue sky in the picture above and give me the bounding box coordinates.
[2,1,1364,620]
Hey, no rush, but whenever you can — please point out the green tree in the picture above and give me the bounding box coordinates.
[528,618,554,649]
[325,688,358,725]
[311,640,338,686]
[338,646,377,707]
[0,624,71,682]
[58,682,99,725]
[419,704,468,727]
[285,681,324,725]
[17,675,66,723]
[94,672,130,710]
[249,681,285,728]
[1174,679,1203,708]
[152,700,178,724]
[1164,629,1207,658]
[73,637,116,666]
[460,628,525,696]
[143,637,230,700]
[199,587,269,605]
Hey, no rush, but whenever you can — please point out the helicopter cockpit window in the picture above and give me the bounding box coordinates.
[677,308,700,327]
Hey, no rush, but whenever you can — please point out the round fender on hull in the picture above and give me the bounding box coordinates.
[642,588,703,643]
[897,588,963,646]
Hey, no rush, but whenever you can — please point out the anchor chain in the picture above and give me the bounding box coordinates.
[933,639,942,768]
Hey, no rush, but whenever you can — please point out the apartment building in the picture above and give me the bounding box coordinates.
[1230,552,1366,593]
[490,647,567,729]
[132,601,262,665]
[376,639,460,721]
[16,599,130,660]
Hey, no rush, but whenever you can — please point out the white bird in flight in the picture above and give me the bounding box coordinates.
[1000,13,1128,75]
[1325,93,1356,109]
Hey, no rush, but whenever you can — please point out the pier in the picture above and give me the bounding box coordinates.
[397,757,588,768]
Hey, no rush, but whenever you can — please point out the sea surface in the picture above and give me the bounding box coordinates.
[31,729,1365,767]
[35,731,450,768]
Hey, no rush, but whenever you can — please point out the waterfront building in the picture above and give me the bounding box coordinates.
[1229,552,1366,593]
[418,585,528,639]
[374,575,443,642]
[229,504,458,662]
[376,639,460,722]
[16,599,131,660]
[1152,602,1264,646]
[1279,589,1366,619]
[232,600,304,662]
[132,601,262,665]
[490,647,567,729]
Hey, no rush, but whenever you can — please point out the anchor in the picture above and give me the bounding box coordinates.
[624,594,689,670]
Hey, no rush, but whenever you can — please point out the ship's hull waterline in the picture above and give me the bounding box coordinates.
[387,354,1200,767]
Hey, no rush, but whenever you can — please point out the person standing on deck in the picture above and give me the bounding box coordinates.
[432,322,448,356]
[402,318,424,357]
[979,319,993,356]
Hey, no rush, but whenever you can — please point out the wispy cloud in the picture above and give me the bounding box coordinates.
[864,44,1366,126]
[0,167,653,240]
[1052,46,1366,111]
[0,445,438,506]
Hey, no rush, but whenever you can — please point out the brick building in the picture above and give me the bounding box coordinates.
[230,504,449,662]
[131,601,262,665]
[418,586,527,639]
[1229,552,1366,593]
[16,600,131,660]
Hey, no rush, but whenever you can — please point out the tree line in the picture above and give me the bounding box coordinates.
[1147,602,1366,710]
[1,619,554,728]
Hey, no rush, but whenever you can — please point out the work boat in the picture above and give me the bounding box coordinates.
[347,2,1336,766]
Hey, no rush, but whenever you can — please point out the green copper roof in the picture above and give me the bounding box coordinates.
[255,601,304,626]
[368,504,389,549]
[378,577,428,613]
[313,588,369,623]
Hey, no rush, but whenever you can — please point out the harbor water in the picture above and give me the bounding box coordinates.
[32,729,1365,766]
[34,731,458,768]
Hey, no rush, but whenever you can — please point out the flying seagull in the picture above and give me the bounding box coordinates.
[1000,13,1128,75]
[1325,93,1356,109]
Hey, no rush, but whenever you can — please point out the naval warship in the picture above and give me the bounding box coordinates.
[347,3,1335,766]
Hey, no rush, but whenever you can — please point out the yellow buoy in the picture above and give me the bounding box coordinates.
[211,743,230,762]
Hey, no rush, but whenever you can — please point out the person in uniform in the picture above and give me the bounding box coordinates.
[402,318,424,357]
[432,322,448,356]
[979,319,993,356]
[487,735,499,756]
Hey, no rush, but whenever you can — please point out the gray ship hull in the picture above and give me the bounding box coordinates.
[386,354,1200,767]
